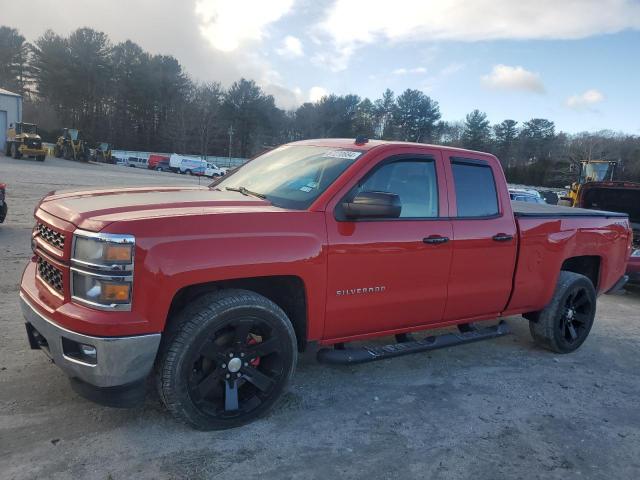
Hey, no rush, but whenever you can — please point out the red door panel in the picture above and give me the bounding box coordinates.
[325,219,453,339]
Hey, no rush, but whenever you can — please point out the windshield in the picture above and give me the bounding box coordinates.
[19,124,37,134]
[214,145,363,209]
[580,162,615,183]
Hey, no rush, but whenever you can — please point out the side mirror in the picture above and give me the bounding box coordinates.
[342,191,401,219]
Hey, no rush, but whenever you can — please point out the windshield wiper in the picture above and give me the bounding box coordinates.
[225,186,267,199]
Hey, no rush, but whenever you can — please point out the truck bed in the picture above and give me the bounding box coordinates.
[512,201,628,218]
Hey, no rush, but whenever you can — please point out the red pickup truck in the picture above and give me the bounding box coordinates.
[20,139,632,430]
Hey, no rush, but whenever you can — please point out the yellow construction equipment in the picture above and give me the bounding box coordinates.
[563,160,617,207]
[4,122,47,161]
[53,128,89,161]
[93,142,113,163]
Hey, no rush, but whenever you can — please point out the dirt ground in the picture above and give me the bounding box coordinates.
[1,155,639,480]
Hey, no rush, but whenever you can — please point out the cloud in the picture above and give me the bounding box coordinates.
[317,0,640,69]
[276,35,304,57]
[481,65,545,93]
[422,62,466,92]
[566,89,605,109]
[263,84,304,110]
[309,86,328,102]
[392,67,427,75]
[312,45,354,72]
[195,0,294,52]
[0,0,305,110]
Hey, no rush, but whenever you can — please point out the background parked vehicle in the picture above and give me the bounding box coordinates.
[204,162,227,177]
[509,189,547,204]
[169,154,206,175]
[92,142,113,163]
[573,180,640,284]
[192,163,228,177]
[0,182,6,223]
[154,159,171,172]
[53,128,89,161]
[126,156,148,168]
[147,154,170,170]
[4,123,47,161]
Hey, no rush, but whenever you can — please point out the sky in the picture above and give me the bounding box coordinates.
[3,0,640,133]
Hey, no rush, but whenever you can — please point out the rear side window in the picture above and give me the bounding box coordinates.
[451,160,499,217]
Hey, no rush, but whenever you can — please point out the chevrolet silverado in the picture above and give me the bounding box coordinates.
[20,139,632,430]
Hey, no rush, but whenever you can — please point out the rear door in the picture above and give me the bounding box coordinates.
[323,148,453,340]
[442,154,518,321]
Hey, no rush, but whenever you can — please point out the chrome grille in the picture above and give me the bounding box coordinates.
[37,257,63,293]
[37,222,65,250]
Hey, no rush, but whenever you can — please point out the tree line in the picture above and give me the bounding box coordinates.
[1,25,639,186]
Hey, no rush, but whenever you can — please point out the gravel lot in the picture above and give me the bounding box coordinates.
[1,155,639,480]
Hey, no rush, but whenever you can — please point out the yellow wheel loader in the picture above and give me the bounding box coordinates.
[4,122,47,161]
[53,128,89,161]
[560,160,617,207]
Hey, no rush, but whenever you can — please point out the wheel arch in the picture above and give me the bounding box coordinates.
[560,255,601,291]
[165,275,308,351]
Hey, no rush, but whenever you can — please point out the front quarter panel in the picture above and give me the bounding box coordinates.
[104,210,328,338]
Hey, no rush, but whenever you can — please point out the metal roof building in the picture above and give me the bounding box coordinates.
[0,88,22,153]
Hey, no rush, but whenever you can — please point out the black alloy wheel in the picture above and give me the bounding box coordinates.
[187,317,285,417]
[529,271,596,353]
[158,290,297,430]
[558,286,593,345]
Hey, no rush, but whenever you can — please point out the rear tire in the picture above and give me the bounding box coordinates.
[36,155,45,162]
[528,271,596,354]
[157,289,297,430]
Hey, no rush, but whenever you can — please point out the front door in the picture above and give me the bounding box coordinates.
[324,150,453,341]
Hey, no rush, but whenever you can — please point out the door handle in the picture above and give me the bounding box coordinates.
[492,233,513,242]
[423,236,449,245]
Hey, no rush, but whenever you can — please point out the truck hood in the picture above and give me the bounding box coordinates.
[578,181,640,225]
[38,185,276,231]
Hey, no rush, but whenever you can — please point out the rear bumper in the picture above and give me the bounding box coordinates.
[20,292,161,388]
[605,275,629,294]
[626,256,640,284]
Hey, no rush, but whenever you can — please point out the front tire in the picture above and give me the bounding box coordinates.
[157,289,297,430]
[528,271,596,353]
[11,143,22,159]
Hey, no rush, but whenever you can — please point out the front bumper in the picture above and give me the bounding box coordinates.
[20,292,161,388]
[18,145,46,156]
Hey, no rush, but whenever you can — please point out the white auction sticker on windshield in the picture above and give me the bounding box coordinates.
[324,150,362,160]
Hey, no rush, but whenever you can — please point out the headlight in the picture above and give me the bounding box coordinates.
[71,270,132,307]
[73,233,134,268]
[71,230,135,310]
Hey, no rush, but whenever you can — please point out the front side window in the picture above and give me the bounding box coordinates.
[451,160,499,217]
[353,159,438,218]
[214,145,362,209]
